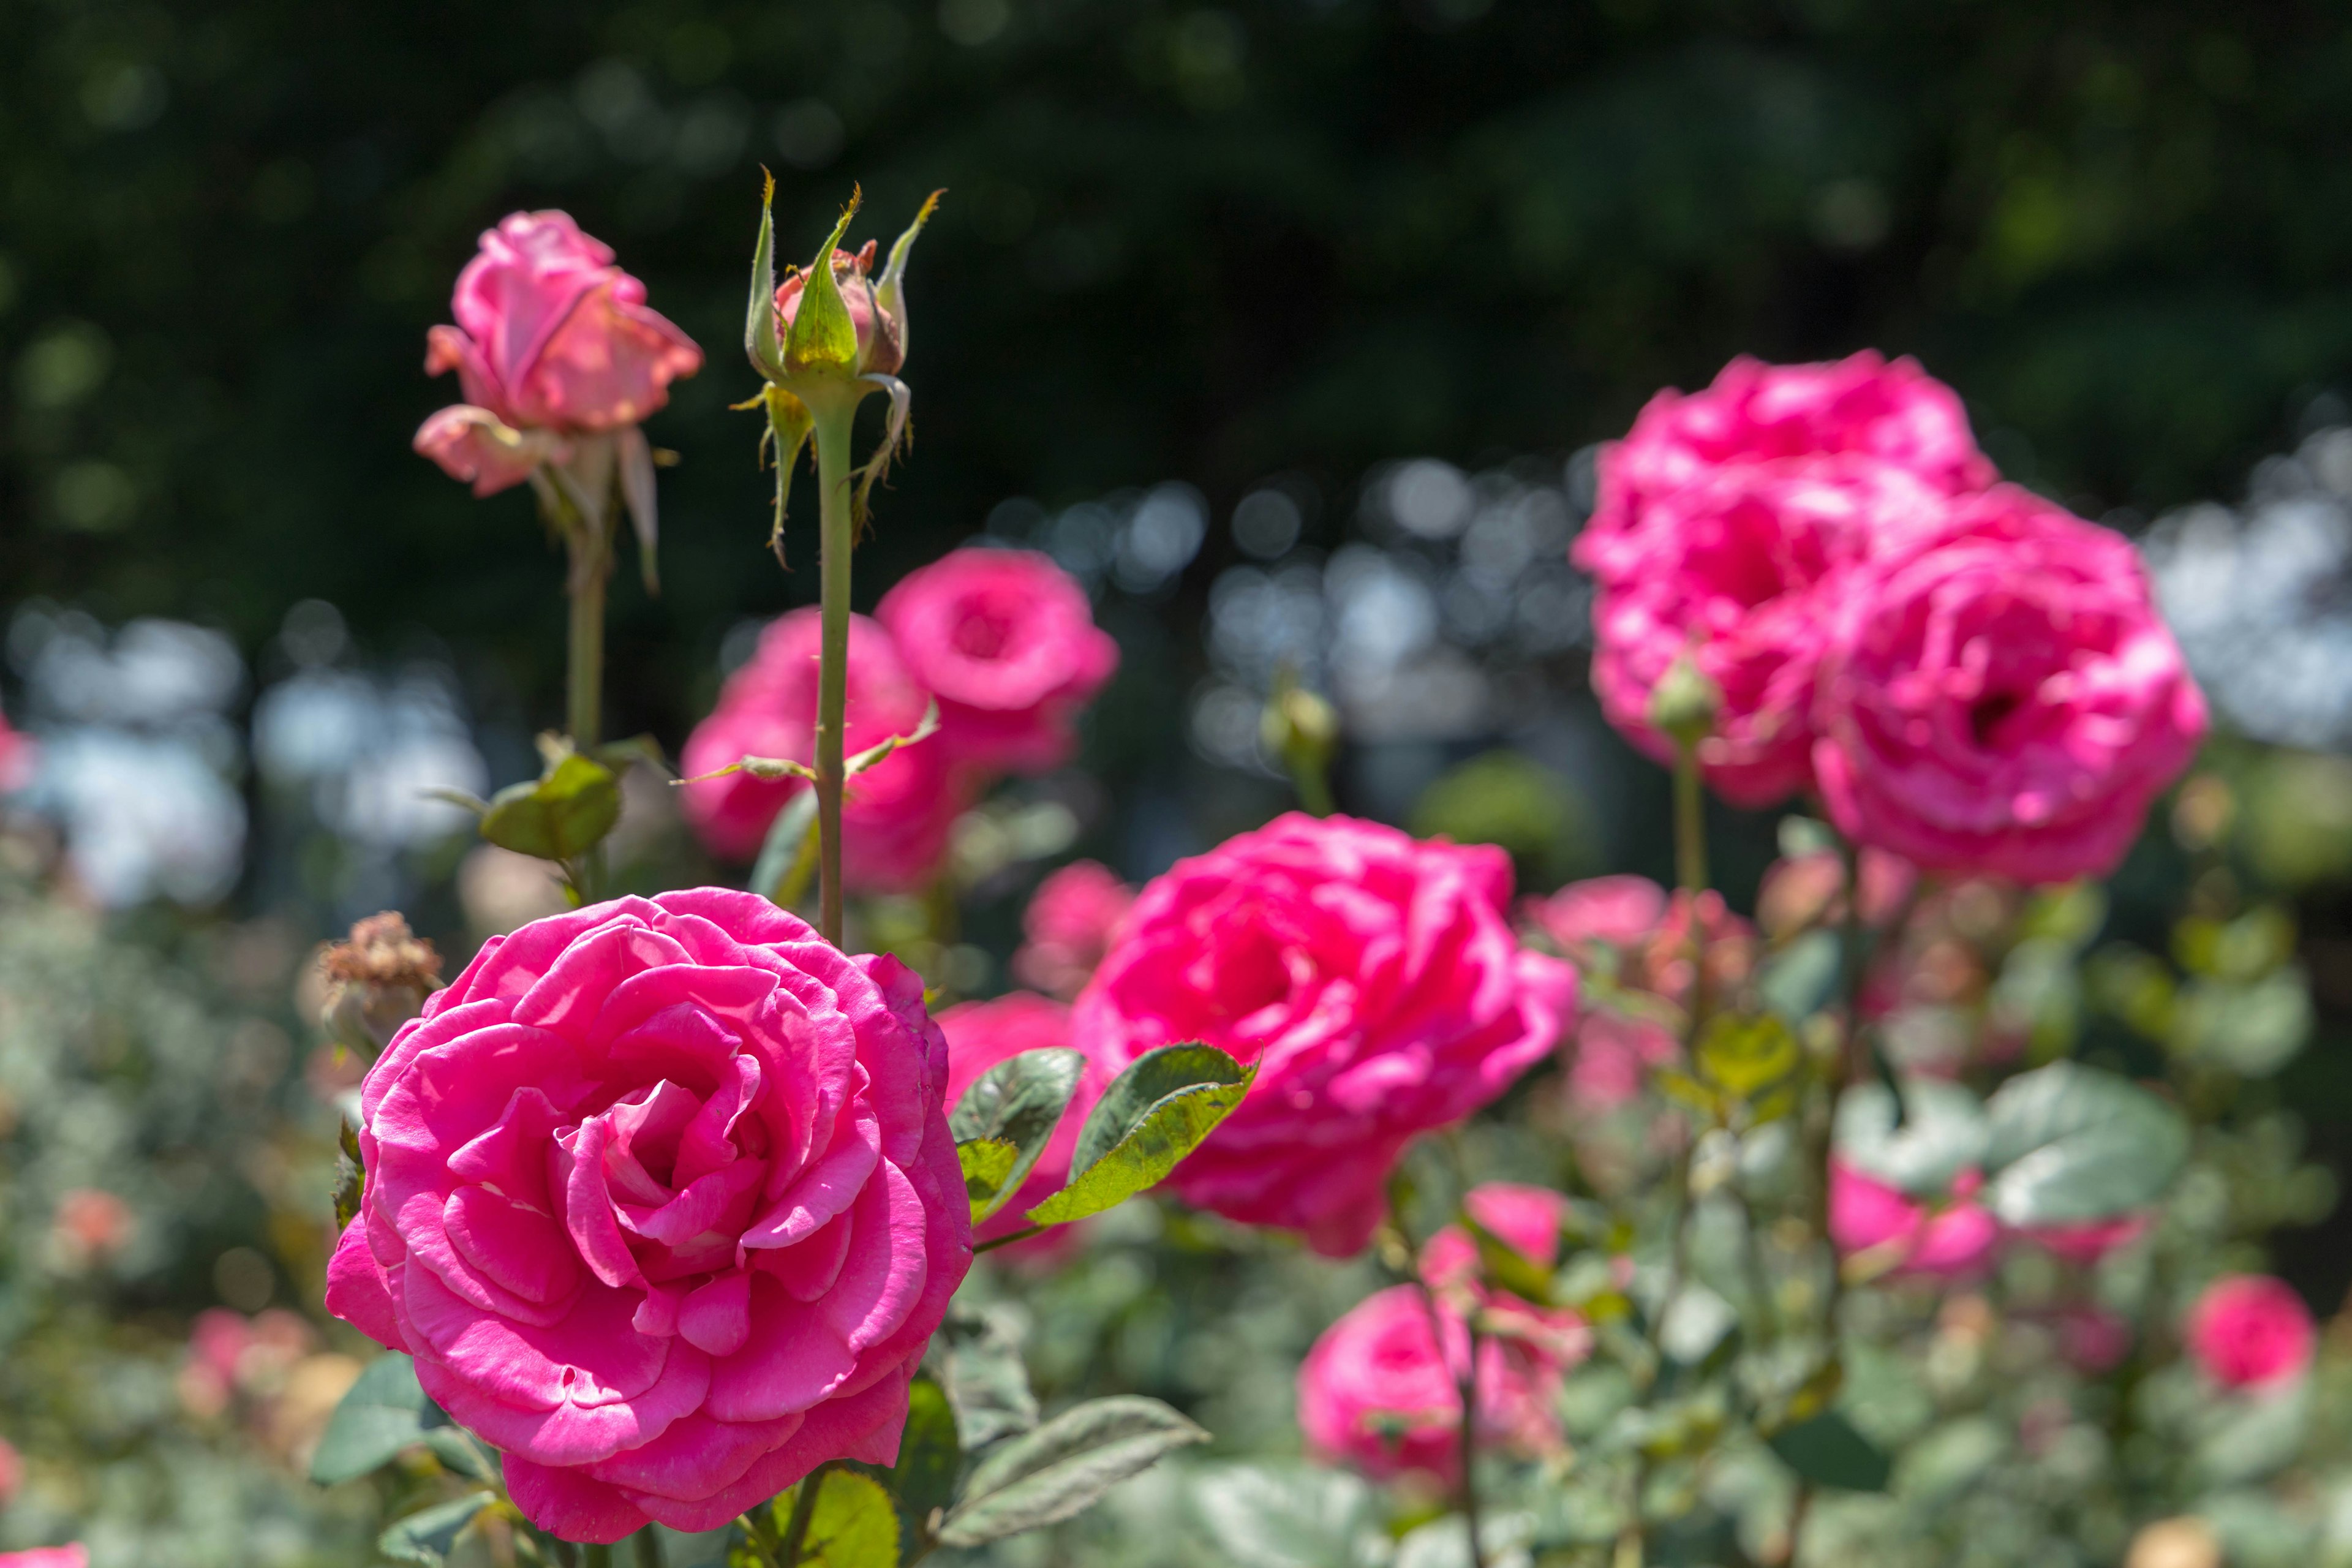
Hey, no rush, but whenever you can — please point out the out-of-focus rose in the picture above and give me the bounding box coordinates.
[323,889,971,1542]
[179,1308,316,1420]
[1562,1011,1679,1112]
[1812,488,2209,885]
[1076,814,1575,1256]
[1419,1185,1593,1362]
[1011,861,1136,999]
[1588,458,1942,805]
[2126,1518,2222,1568]
[2013,1213,2150,1265]
[1525,877,1752,1010]
[936,992,1105,1250]
[774,241,902,378]
[680,611,963,892]
[0,1549,88,1568]
[51,1189,130,1265]
[0,1438,20,1508]
[1827,1161,1997,1278]
[1297,1284,1567,1487]
[1576,351,1994,589]
[0,703,36,794]
[2184,1275,2315,1390]
[876,549,1120,774]
[2051,1306,2135,1375]
[1755,847,1917,940]
[417,212,701,494]
[1526,875,1667,952]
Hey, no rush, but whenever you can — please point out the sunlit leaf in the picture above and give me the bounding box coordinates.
[477,753,620,862]
[951,1047,1084,1220]
[938,1396,1208,1547]
[1980,1060,2190,1226]
[1025,1043,1253,1226]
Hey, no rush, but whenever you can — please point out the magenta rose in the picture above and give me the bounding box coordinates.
[1576,350,1994,588]
[1297,1284,1566,1487]
[875,548,1120,774]
[2184,1275,2315,1390]
[0,702,37,793]
[0,1550,86,1568]
[680,609,963,892]
[1011,860,1136,1000]
[935,992,1107,1250]
[1827,1160,1997,1278]
[322,889,971,1543]
[1588,457,1940,805]
[1812,486,2209,884]
[1074,814,1575,1256]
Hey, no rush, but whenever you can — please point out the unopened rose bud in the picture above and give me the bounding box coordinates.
[318,912,443,1056]
[1648,652,1721,752]
[1262,681,1340,815]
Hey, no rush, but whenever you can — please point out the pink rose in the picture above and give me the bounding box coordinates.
[680,610,963,892]
[51,1189,130,1263]
[1011,861,1136,999]
[875,549,1120,774]
[1812,487,2209,884]
[1755,848,1916,940]
[2184,1275,2315,1390]
[0,703,35,794]
[1562,1010,1679,1112]
[1827,1161,1997,1278]
[1526,874,1667,951]
[1074,814,1575,1256]
[1589,457,1942,805]
[0,1551,86,1568]
[1297,1284,1566,1487]
[1419,1183,1572,1297]
[935,992,1106,1249]
[774,241,904,379]
[323,889,971,1543]
[1576,351,1994,588]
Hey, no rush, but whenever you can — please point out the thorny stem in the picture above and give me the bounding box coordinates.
[810,394,859,948]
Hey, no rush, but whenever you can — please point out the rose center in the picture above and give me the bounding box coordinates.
[1968,690,2026,750]
[952,605,1014,660]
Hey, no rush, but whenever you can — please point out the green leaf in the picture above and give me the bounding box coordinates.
[890,1373,963,1531]
[420,1428,499,1485]
[932,1302,1038,1449]
[478,753,622,862]
[310,1352,438,1485]
[1759,930,1841,1023]
[783,191,864,375]
[1834,1077,1990,1197]
[958,1137,1021,1219]
[377,1491,494,1565]
[1193,1463,1388,1568]
[1768,1411,1890,1492]
[1458,1212,1556,1305]
[1695,1012,1800,1100]
[1980,1060,2190,1226]
[937,1396,1209,1548]
[1025,1043,1253,1226]
[770,1468,900,1568]
[951,1046,1085,1221]
[744,168,785,380]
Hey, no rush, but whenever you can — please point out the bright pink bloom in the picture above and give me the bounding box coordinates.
[0,1550,87,1568]
[1813,487,2208,884]
[323,889,971,1543]
[876,549,1120,774]
[1589,457,1942,805]
[1074,814,1575,1257]
[680,611,963,892]
[1011,861,1136,999]
[1297,1284,1566,1487]
[1827,1161,1997,1278]
[2184,1275,2315,1390]
[2014,1213,2150,1265]
[935,992,1106,1248]
[1562,1010,1679,1111]
[1526,875,1667,951]
[1576,351,1994,589]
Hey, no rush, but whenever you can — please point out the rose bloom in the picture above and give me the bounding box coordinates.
[1588,457,1943,805]
[1010,861,1136,999]
[415,211,701,496]
[935,992,1106,1250]
[2184,1275,2315,1390]
[1812,487,2209,885]
[1526,876,1754,1011]
[876,549,1120,774]
[680,610,963,892]
[323,889,970,1542]
[52,1188,130,1262]
[1828,1161,1998,1278]
[0,1551,86,1568]
[1074,814,1575,1256]
[1755,847,1917,940]
[1297,1284,1566,1488]
[1562,1010,1679,1112]
[1575,350,1994,588]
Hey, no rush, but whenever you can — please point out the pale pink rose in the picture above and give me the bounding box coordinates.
[322,889,971,1543]
[774,241,904,378]
[2184,1275,2315,1390]
[875,549,1120,774]
[1755,848,1917,940]
[2013,1213,2150,1265]
[1562,1010,1679,1111]
[52,1189,130,1262]
[1589,457,1942,805]
[680,611,963,892]
[1525,878,1752,1011]
[1526,875,1667,951]
[0,703,35,794]
[1074,814,1575,1257]
[0,1550,86,1568]
[936,992,1107,1249]
[1827,1161,1997,1278]
[1011,861,1136,999]
[1297,1284,1566,1487]
[412,406,568,499]
[1812,487,2208,884]
[0,1438,20,1508]
[1576,351,1994,588]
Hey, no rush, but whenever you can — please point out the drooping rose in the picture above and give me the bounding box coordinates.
[935,992,1106,1250]
[323,889,970,1542]
[1812,488,2209,884]
[1827,1161,1997,1278]
[2184,1275,2315,1390]
[875,549,1121,774]
[1074,814,1575,1256]
[680,610,963,892]
[1575,351,1994,589]
[1588,457,1943,805]
[1011,861,1136,999]
[1297,1284,1567,1487]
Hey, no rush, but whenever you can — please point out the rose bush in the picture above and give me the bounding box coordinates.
[323,888,970,1542]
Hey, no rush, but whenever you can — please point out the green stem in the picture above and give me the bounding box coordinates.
[1290,756,1335,818]
[810,397,858,949]
[630,1528,665,1568]
[973,1223,1047,1254]
[778,1462,830,1566]
[567,518,610,751]
[1454,1308,1488,1568]
[584,1545,612,1568]
[1672,745,1707,895]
